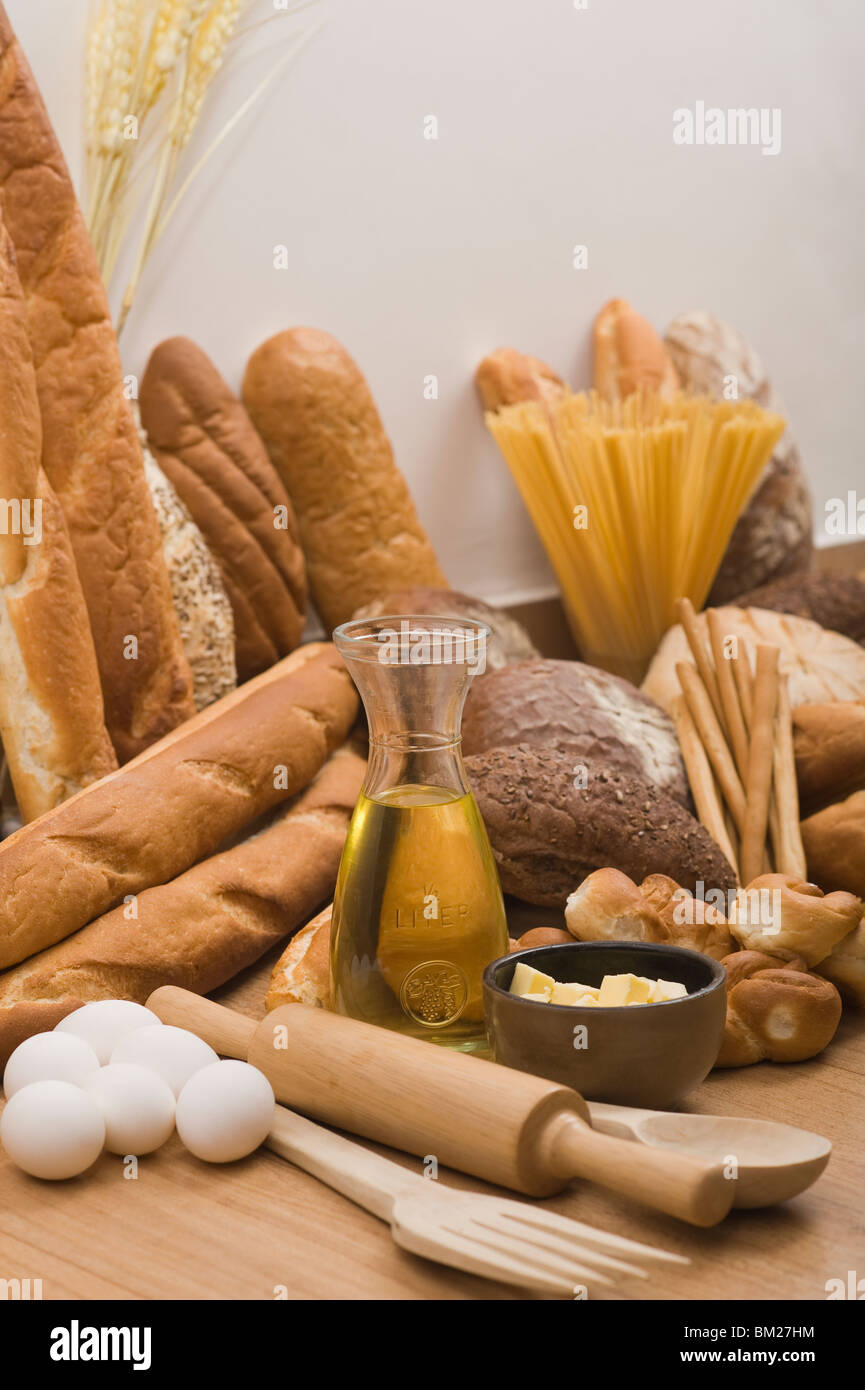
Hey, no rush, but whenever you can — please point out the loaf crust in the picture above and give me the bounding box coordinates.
[475,347,565,411]
[593,299,679,402]
[0,643,357,970]
[242,328,446,630]
[801,791,865,899]
[736,572,865,648]
[266,904,333,1012]
[0,216,117,820]
[0,749,365,1066]
[794,702,865,814]
[0,10,195,760]
[140,337,307,679]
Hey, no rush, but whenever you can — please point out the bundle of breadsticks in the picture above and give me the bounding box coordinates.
[670,598,807,885]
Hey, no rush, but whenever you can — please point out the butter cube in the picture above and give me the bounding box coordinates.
[598,973,653,1007]
[650,978,688,1002]
[521,991,552,1003]
[551,981,600,1007]
[510,962,555,1000]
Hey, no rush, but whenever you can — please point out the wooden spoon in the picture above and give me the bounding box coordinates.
[587,1102,831,1208]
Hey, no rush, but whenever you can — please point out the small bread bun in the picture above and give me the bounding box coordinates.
[716,963,842,1067]
[512,928,572,952]
[475,348,565,412]
[638,874,733,961]
[728,873,862,966]
[593,299,680,403]
[565,867,669,944]
[266,905,332,1012]
[722,950,808,991]
[816,921,865,1007]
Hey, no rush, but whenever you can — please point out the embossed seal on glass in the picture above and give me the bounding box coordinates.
[400,961,468,1028]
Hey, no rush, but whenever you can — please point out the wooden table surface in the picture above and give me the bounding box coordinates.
[1,939,863,1302]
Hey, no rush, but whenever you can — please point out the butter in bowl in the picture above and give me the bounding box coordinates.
[483,941,726,1109]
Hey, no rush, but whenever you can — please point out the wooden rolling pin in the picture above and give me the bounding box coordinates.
[147,987,734,1227]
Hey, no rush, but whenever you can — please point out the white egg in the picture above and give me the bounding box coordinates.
[0,1080,105,1179]
[3,1031,101,1099]
[55,1000,162,1065]
[176,1061,275,1163]
[110,1025,217,1098]
[84,1063,176,1156]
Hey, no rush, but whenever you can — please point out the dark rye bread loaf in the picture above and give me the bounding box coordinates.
[465,744,736,908]
[463,660,689,806]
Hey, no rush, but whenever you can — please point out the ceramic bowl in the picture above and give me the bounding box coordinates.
[483,940,727,1108]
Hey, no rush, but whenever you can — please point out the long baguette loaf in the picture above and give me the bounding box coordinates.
[0,643,357,971]
[0,8,195,760]
[243,328,446,630]
[0,215,117,820]
[0,748,365,1067]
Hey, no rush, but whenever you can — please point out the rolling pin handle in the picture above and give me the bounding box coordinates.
[146,986,256,1059]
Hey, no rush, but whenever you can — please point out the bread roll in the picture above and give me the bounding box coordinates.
[141,449,236,711]
[465,745,736,908]
[352,588,538,672]
[638,874,733,960]
[643,606,865,713]
[0,215,117,821]
[0,750,365,1067]
[0,10,195,760]
[727,873,861,966]
[794,701,865,814]
[663,311,813,604]
[266,905,333,1012]
[715,957,841,1067]
[565,869,733,960]
[816,922,865,1007]
[593,299,679,402]
[242,328,446,630]
[140,337,307,680]
[474,348,565,411]
[0,643,357,970]
[462,659,689,805]
[801,792,865,899]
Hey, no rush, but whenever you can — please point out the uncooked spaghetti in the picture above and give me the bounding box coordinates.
[487,390,785,684]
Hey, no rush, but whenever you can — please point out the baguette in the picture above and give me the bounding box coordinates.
[0,643,357,971]
[593,298,679,402]
[0,215,117,820]
[0,749,365,1067]
[0,7,195,760]
[474,347,565,411]
[243,328,446,630]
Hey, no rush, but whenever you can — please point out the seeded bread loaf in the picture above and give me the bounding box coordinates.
[0,8,195,760]
[0,643,357,970]
[462,659,689,805]
[0,749,365,1067]
[465,744,736,908]
[243,328,446,630]
[140,337,307,680]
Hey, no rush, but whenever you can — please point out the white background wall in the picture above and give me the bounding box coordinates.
[8,0,864,605]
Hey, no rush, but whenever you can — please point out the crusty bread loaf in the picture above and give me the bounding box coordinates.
[141,448,236,711]
[465,745,736,908]
[715,953,842,1067]
[593,299,679,402]
[736,573,865,648]
[643,607,865,713]
[0,749,365,1067]
[801,791,865,899]
[0,8,195,761]
[462,659,689,805]
[794,701,865,815]
[475,348,565,411]
[0,215,117,821]
[140,337,307,680]
[663,311,813,604]
[242,328,446,630]
[352,588,538,672]
[0,643,357,970]
[266,904,333,1012]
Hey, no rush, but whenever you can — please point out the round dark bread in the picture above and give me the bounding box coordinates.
[463,659,689,806]
[353,588,537,671]
[734,572,865,648]
[465,744,736,908]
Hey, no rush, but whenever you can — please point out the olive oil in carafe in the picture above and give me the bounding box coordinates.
[330,783,508,1052]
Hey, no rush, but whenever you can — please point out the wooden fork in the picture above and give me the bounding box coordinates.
[267,1105,688,1296]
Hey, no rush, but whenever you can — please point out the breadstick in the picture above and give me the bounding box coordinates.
[706,609,749,782]
[676,661,747,833]
[670,695,739,878]
[676,597,725,731]
[731,645,754,728]
[770,676,808,878]
[740,645,779,884]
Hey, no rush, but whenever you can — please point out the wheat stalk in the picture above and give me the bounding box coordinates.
[85,0,319,333]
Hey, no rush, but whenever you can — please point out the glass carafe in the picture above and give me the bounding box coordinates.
[330,616,508,1053]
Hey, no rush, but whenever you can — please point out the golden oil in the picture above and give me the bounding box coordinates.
[330,783,508,1053]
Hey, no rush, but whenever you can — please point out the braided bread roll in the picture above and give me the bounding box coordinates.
[716,951,842,1067]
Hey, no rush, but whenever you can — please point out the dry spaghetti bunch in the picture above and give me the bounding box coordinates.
[85,0,321,333]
